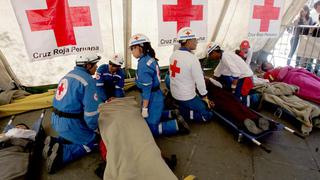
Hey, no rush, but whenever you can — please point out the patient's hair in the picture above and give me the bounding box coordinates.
[314,1,320,9]
[15,123,30,129]
[261,61,269,72]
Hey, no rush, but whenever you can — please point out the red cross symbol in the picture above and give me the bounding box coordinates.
[57,83,64,95]
[252,0,280,32]
[26,0,92,47]
[163,0,203,32]
[170,60,180,77]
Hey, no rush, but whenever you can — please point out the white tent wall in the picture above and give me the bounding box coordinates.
[0,0,308,87]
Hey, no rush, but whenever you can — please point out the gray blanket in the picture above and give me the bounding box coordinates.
[98,97,177,180]
[254,82,320,134]
[0,137,31,180]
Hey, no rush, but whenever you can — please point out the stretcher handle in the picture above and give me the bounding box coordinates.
[284,126,305,139]
[7,115,16,126]
[251,138,271,153]
[259,145,272,153]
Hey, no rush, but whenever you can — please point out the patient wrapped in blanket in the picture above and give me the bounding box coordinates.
[0,123,36,180]
[98,97,178,180]
[205,78,270,134]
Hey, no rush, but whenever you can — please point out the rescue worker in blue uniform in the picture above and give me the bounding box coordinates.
[96,53,125,102]
[43,54,101,173]
[129,34,190,137]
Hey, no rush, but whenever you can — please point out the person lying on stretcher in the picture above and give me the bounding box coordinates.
[205,78,270,134]
[0,123,36,141]
[164,73,270,135]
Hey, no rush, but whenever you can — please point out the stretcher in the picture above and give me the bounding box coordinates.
[212,109,305,153]
[259,100,316,135]
[0,110,45,179]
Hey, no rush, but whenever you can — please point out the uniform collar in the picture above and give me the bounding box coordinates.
[179,47,191,52]
[138,54,150,61]
[75,66,87,72]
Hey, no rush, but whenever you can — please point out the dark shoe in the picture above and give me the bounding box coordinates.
[171,109,180,118]
[163,154,177,170]
[95,161,106,179]
[47,143,60,174]
[177,115,190,134]
[43,136,53,160]
[258,118,270,131]
[244,119,263,135]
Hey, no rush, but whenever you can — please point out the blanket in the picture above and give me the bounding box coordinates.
[98,97,177,180]
[205,79,258,127]
[254,82,320,134]
[0,90,30,105]
[264,66,320,104]
[0,137,32,180]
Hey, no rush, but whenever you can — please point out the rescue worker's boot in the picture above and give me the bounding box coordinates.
[47,143,62,174]
[163,154,177,170]
[95,161,107,179]
[43,136,54,159]
[244,119,263,135]
[258,118,270,131]
[170,109,180,119]
[177,115,190,134]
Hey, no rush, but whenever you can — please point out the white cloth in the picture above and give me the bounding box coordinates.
[253,75,269,86]
[214,51,253,78]
[209,78,222,88]
[245,48,253,65]
[169,50,207,101]
[5,128,36,141]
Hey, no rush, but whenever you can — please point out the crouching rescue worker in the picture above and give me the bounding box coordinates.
[207,42,254,106]
[43,54,101,173]
[96,53,125,102]
[169,27,214,122]
[129,33,190,136]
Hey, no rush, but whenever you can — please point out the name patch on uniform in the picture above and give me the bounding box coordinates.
[94,93,99,101]
[146,58,155,66]
[55,79,68,101]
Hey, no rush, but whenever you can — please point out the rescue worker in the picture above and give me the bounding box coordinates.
[207,42,254,106]
[169,27,214,122]
[129,33,190,136]
[235,40,253,65]
[43,54,101,173]
[96,53,125,102]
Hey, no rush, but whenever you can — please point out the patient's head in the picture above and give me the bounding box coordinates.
[15,123,29,130]
[261,61,274,72]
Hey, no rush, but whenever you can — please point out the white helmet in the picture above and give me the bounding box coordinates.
[207,42,221,55]
[177,27,197,41]
[109,53,124,66]
[76,54,101,65]
[129,34,150,47]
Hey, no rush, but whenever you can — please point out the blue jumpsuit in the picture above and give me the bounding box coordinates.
[96,64,125,102]
[219,76,247,105]
[52,66,100,164]
[136,54,178,137]
[166,70,213,122]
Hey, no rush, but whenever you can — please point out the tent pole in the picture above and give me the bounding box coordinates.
[210,0,231,42]
[110,0,115,54]
[0,49,22,89]
[123,0,132,76]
